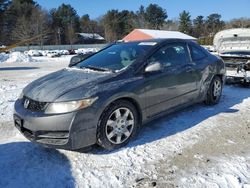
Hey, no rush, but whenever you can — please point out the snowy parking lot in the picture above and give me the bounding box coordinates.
[0,55,249,187]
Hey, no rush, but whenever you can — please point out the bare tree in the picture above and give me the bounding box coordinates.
[11,6,49,45]
[67,19,75,45]
[226,18,250,29]
[162,19,179,31]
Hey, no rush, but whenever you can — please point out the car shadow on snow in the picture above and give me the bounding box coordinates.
[0,67,39,71]
[0,142,75,188]
[89,85,250,154]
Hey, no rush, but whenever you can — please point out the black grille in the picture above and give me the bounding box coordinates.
[23,96,47,112]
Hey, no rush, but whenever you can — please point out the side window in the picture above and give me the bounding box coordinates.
[189,44,207,61]
[149,42,189,68]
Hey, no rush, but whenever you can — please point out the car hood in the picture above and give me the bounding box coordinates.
[23,67,113,102]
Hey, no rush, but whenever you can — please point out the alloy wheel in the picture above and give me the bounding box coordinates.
[105,107,134,144]
[213,79,222,99]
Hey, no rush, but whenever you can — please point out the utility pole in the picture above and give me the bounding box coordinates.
[57,28,61,45]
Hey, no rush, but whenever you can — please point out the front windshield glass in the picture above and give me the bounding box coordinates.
[75,42,157,72]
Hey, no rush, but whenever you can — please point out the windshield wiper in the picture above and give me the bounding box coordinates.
[80,65,114,72]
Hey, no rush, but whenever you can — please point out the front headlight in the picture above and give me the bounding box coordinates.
[18,91,24,99]
[45,97,98,114]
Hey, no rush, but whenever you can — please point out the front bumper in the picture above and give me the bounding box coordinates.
[13,99,99,150]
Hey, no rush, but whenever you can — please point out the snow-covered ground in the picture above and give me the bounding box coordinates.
[0,57,249,188]
[1,48,100,64]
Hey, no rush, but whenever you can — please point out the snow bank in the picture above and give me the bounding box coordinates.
[75,48,99,54]
[4,52,35,63]
[26,50,41,57]
[0,52,36,63]
[0,53,9,63]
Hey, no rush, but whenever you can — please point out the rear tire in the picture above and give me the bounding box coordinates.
[205,76,223,105]
[97,100,140,150]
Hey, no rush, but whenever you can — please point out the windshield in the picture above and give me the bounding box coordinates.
[75,42,156,72]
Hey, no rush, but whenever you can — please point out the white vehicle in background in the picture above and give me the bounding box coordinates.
[27,50,42,56]
[41,50,49,56]
[59,50,70,55]
[75,48,99,55]
[214,28,250,85]
[46,51,60,58]
[202,45,216,53]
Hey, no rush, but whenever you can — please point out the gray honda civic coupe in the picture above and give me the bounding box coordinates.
[14,39,225,150]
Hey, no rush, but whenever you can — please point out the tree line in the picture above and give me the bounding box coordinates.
[0,0,250,46]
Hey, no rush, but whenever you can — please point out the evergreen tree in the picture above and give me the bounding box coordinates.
[144,4,167,29]
[205,13,225,35]
[102,9,136,42]
[50,4,80,44]
[101,10,120,42]
[80,14,91,33]
[178,10,192,35]
[193,15,205,38]
[80,14,102,34]
[135,5,146,28]
[0,0,10,44]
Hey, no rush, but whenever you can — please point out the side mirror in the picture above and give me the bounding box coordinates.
[145,62,162,73]
[69,56,82,67]
[69,53,95,67]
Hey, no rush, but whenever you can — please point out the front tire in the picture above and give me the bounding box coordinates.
[205,76,223,105]
[97,100,140,150]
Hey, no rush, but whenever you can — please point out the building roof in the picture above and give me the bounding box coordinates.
[77,33,105,40]
[123,29,196,42]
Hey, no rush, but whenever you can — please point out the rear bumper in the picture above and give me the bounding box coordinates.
[226,70,250,83]
[13,99,99,150]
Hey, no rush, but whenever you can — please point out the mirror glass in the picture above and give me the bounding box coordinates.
[69,53,95,67]
[145,62,162,73]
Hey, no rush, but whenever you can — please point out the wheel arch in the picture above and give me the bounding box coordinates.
[113,97,142,125]
[98,95,143,127]
[214,74,225,84]
[96,95,143,149]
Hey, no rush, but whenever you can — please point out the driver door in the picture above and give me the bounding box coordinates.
[143,42,198,118]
